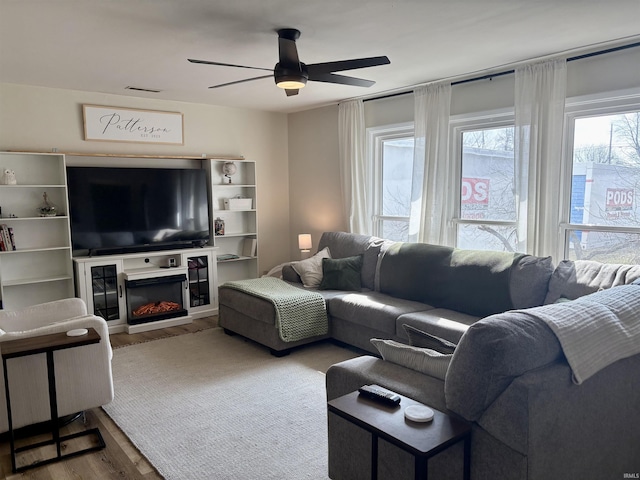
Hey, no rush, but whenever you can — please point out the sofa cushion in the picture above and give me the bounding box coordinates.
[378,242,550,317]
[318,232,387,290]
[282,264,302,283]
[327,291,433,335]
[445,310,562,421]
[319,255,363,291]
[509,254,554,308]
[396,308,479,344]
[402,324,457,354]
[291,247,331,288]
[544,259,640,304]
[370,338,452,380]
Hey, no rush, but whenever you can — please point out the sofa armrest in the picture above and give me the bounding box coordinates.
[0,298,88,332]
[445,310,562,421]
[326,355,449,412]
[477,354,640,479]
[0,314,112,359]
[0,313,113,433]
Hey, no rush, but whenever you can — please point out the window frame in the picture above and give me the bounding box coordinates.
[366,122,414,240]
[449,108,516,249]
[559,88,640,261]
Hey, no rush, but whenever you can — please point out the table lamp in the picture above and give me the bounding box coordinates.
[298,234,312,258]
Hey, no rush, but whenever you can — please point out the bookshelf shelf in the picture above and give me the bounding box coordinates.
[0,152,74,310]
[207,159,258,283]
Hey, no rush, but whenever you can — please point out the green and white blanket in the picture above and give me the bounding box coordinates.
[221,277,328,342]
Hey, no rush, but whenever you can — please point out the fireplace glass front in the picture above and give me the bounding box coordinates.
[125,274,187,325]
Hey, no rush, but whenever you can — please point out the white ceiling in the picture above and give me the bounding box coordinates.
[1,0,639,114]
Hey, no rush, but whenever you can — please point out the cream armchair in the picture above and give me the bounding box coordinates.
[0,298,114,433]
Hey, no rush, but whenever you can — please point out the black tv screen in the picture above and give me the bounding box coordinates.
[67,167,210,256]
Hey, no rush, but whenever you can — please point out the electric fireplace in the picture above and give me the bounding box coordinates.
[125,274,188,325]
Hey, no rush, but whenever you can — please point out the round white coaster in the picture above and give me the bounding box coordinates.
[66,328,89,337]
[404,405,434,423]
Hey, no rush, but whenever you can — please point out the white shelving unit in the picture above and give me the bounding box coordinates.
[208,159,259,284]
[0,152,74,310]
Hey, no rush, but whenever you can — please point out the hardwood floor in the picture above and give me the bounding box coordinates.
[0,316,218,480]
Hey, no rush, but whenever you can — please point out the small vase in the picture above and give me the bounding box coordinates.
[37,192,57,217]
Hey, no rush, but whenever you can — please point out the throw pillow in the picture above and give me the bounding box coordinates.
[370,338,452,381]
[319,255,363,291]
[291,247,331,288]
[402,324,457,354]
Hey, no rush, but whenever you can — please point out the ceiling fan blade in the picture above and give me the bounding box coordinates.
[277,28,301,66]
[308,72,375,87]
[189,59,273,72]
[208,75,273,89]
[307,56,390,75]
[285,88,299,97]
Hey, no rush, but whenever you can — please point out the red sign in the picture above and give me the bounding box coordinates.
[461,178,489,207]
[606,188,633,211]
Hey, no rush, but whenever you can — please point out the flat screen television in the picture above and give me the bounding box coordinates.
[67,166,210,256]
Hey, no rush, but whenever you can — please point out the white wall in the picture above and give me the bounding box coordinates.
[0,83,291,273]
[287,46,640,248]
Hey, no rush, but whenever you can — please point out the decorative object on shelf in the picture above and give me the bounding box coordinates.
[214,217,225,236]
[222,162,237,184]
[298,233,312,258]
[37,192,57,217]
[242,238,257,257]
[224,195,252,210]
[1,169,17,185]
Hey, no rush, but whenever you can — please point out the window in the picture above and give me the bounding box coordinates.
[563,105,640,264]
[451,114,518,251]
[368,124,414,242]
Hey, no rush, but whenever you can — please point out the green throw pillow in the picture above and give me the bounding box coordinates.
[319,255,363,291]
[402,324,457,354]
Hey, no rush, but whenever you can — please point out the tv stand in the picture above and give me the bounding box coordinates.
[73,246,218,334]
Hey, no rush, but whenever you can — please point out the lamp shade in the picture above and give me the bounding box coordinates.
[298,234,312,252]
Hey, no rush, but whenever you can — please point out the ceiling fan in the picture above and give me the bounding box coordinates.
[188,28,390,97]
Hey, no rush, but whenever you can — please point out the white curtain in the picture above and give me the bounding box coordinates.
[338,99,370,234]
[409,82,453,244]
[515,59,567,257]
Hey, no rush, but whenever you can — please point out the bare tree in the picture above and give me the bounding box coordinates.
[613,112,640,165]
[574,144,617,164]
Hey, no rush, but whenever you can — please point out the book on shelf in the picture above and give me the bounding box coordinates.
[217,253,240,262]
[0,224,15,251]
[242,238,257,257]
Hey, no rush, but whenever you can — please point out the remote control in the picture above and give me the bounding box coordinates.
[358,384,401,406]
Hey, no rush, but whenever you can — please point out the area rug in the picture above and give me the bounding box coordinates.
[103,328,360,480]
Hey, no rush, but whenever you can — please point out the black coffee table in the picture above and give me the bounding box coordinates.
[328,390,471,480]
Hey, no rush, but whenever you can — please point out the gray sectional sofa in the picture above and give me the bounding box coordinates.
[218,231,640,480]
[219,231,554,355]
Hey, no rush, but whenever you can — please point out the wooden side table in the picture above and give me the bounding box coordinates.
[1,328,106,473]
[328,390,471,480]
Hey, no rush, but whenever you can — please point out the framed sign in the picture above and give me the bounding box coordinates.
[83,105,184,145]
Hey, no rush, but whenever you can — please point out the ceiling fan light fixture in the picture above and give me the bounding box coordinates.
[274,63,308,90]
[276,79,306,89]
